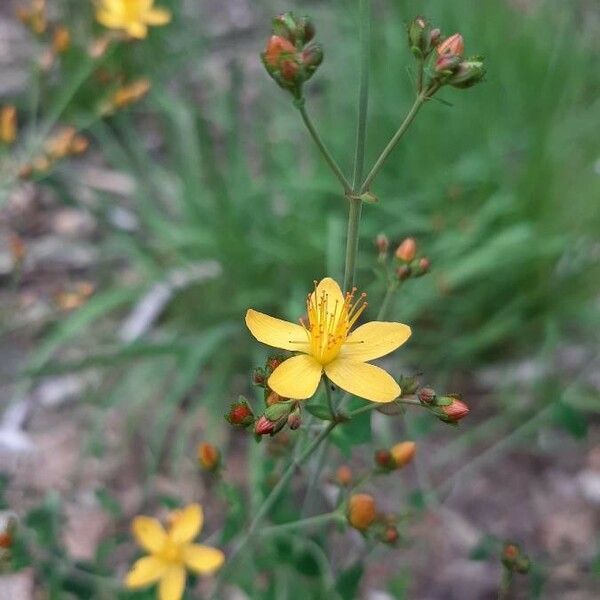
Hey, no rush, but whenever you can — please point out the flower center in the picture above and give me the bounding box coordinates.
[158,539,183,564]
[302,285,367,365]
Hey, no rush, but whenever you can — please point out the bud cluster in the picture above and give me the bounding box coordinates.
[374,441,416,471]
[18,126,88,179]
[418,387,470,424]
[346,494,401,546]
[261,12,323,99]
[501,542,531,574]
[407,16,486,91]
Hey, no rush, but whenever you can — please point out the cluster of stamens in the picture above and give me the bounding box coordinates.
[299,284,367,365]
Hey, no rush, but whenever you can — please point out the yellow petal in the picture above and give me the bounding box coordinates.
[324,358,400,403]
[168,503,203,544]
[341,322,411,362]
[132,516,167,553]
[125,555,168,588]
[268,354,322,400]
[159,566,186,600]
[127,21,148,38]
[183,544,225,575]
[310,277,345,322]
[144,8,171,25]
[95,9,123,28]
[245,309,309,352]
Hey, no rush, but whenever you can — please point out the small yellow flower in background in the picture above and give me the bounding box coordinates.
[96,0,171,39]
[125,503,224,600]
[17,0,47,35]
[246,277,411,403]
[0,106,17,145]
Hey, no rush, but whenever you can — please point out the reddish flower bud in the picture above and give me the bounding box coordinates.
[440,397,470,423]
[197,442,220,471]
[418,387,436,405]
[429,28,441,47]
[267,356,284,372]
[375,233,389,256]
[255,415,275,436]
[396,265,412,281]
[226,397,255,427]
[383,526,399,545]
[375,449,394,469]
[280,58,300,82]
[417,257,431,275]
[252,368,266,386]
[395,237,417,262]
[267,391,285,406]
[0,532,12,549]
[437,33,465,57]
[347,494,376,531]
[336,465,352,487]
[435,53,462,73]
[302,44,323,70]
[390,441,416,469]
[263,35,296,68]
[287,409,301,430]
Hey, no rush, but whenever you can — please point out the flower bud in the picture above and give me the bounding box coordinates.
[382,526,399,545]
[197,442,220,471]
[396,265,412,281]
[52,26,71,54]
[302,43,323,74]
[435,53,462,74]
[429,28,441,47]
[439,396,470,423]
[375,233,389,257]
[347,494,376,531]
[374,449,394,470]
[336,465,352,487]
[287,408,301,430]
[437,33,464,57]
[448,60,486,89]
[226,397,255,428]
[418,387,436,405]
[300,17,316,44]
[267,356,285,372]
[407,16,427,57]
[252,367,266,386]
[263,35,296,69]
[0,106,17,145]
[416,257,431,276]
[501,542,530,573]
[390,441,416,469]
[255,415,275,436]
[272,12,303,43]
[266,390,283,406]
[395,237,417,262]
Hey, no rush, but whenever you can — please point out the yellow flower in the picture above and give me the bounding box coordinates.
[245,278,411,403]
[125,504,225,600]
[95,0,171,39]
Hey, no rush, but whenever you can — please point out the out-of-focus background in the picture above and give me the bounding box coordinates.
[0,0,599,598]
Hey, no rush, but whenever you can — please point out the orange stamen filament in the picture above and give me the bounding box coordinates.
[301,285,368,365]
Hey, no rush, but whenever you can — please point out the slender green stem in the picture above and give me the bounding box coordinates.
[360,85,438,194]
[416,58,424,95]
[295,100,352,194]
[342,197,363,291]
[377,281,400,320]
[498,568,514,600]
[348,396,422,418]
[210,421,338,599]
[351,0,371,190]
[260,511,344,536]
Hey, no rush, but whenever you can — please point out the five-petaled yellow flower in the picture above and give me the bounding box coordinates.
[125,503,224,600]
[246,278,411,403]
[95,0,171,39]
